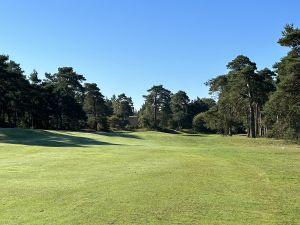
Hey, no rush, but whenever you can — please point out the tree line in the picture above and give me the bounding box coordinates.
[199,24,299,140]
[0,62,135,131]
[138,85,215,130]
[0,54,214,132]
[0,55,214,132]
[0,24,299,140]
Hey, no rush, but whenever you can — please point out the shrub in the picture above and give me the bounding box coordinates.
[108,115,122,130]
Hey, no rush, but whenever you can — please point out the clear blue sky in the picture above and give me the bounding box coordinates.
[1,0,299,109]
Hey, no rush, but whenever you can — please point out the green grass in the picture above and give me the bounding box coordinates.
[0,128,299,225]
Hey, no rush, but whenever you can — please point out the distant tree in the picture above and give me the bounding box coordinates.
[83,83,108,130]
[0,55,10,126]
[264,24,300,139]
[170,90,190,129]
[28,70,43,128]
[104,97,114,117]
[186,97,216,129]
[206,74,239,135]
[111,93,134,128]
[0,57,31,127]
[206,56,276,137]
[0,24,297,140]
[253,68,276,136]
[139,85,172,129]
[226,55,258,137]
[44,67,86,130]
[278,24,300,52]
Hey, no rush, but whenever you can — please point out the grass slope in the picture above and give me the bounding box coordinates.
[0,129,299,225]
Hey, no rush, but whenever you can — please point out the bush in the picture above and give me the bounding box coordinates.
[283,128,299,140]
[193,113,209,132]
[268,122,299,141]
[87,117,97,130]
[87,116,109,131]
[108,115,122,130]
[97,117,109,131]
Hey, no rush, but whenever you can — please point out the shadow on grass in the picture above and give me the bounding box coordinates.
[0,128,119,147]
[155,128,206,136]
[181,134,208,137]
[155,128,180,134]
[95,131,142,139]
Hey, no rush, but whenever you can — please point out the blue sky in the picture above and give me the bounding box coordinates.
[1,0,299,109]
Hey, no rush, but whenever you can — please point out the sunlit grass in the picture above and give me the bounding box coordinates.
[0,129,299,225]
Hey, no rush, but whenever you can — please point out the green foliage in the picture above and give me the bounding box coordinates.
[0,24,299,140]
[96,116,110,131]
[205,28,299,140]
[186,97,216,128]
[192,112,207,132]
[44,67,87,130]
[170,90,189,129]
[0,57,32,128]
[264,24,300,140]
[278,24,300,50]
[192,107,222,133]
[83,83,108,131]
[139,85,172,129]
[108,115,123,129]
[0,55,133,131]
[206,55,276,137]
[111,93,134,128]
[139,86,215,131]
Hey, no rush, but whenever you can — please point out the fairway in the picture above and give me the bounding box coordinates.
[0,129,299,225]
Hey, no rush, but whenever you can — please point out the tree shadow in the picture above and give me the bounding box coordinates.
[156,128,181,134]
[181,134,208,137]
[95,131,142,139]
[179,130,210,137]
[0,128,119,147]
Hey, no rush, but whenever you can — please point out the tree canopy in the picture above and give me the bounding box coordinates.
[0,24,299,140]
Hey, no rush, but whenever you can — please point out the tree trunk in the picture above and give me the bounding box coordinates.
[246,113,250,137]
[154,96,157,128]
[228,125,232,136]
[246,81,256,138]
[249,104,256,138]
[255,103,259,137]
[259,108,263,137]
[93,99,97,130]
[0,108,4,126]
[59,113,63,129]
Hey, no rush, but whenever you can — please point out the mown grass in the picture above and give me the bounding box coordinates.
[0,128,299,225]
